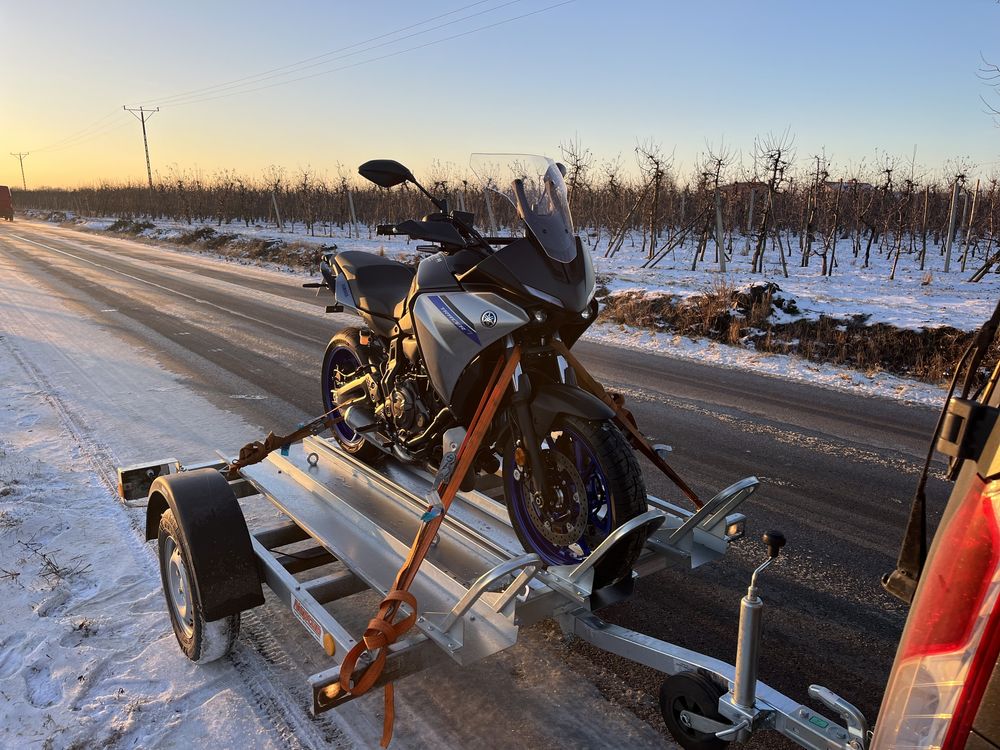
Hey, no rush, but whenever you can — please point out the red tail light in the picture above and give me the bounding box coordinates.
[872,475,1000,749]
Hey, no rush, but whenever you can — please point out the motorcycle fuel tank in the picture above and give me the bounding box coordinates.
[412,291,529,402]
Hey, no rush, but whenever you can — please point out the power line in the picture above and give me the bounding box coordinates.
[30,110,122,153]
[153,0,527,108]
[123,106,159,190]
[12,0,576,161]
[9,152,29,190]
[162,0,576,108]
[38,119,132,154]
[141,0,501,107]
[18,1,506,156]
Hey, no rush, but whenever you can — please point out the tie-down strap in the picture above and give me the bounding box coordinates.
[550,339,702,509]
[335,348,520,747]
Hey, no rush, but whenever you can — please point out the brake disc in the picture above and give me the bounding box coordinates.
[526,450,588,547]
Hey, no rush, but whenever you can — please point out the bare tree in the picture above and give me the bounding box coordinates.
[751,132,794,274]
[559,134,593,211]
[978,53,1000,123]
[635,140,670,259]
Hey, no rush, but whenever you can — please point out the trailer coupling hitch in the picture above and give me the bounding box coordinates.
[671,530,870,750]
[807,685,869,749]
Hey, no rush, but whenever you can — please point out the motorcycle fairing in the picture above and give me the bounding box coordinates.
[459,236,595,313]
[412,291,529,402]
[427,294,481,345]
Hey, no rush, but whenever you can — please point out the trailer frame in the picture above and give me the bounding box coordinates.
[122,432,869,749]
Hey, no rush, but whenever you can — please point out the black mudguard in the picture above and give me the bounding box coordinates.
[145,468,264,621]
[530,382,615,436]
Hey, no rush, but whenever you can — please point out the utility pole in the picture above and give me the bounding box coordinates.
[123,105,159,191]
[9,152,28,190]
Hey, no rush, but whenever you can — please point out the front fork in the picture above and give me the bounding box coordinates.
[509,359,552,503]
[503,332,559,508]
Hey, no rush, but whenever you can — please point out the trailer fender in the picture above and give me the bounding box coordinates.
[531,382,615,436]
[145,468,264,621]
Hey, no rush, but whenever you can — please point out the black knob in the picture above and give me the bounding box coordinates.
[763,530,786,559]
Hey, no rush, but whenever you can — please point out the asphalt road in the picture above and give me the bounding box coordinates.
[0,221,949,748]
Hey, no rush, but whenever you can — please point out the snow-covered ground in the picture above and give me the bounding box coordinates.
[592,237,997,334]
[0,354,316,748]
[0,247,355,748]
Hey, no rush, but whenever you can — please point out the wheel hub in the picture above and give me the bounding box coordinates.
[525,450,588,547]
[163,537,195,638]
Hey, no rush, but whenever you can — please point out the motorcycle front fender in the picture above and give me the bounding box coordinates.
[529,382,615,437]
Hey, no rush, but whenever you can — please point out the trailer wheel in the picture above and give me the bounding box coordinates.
[659,671,730,750]
[158,509,240,663]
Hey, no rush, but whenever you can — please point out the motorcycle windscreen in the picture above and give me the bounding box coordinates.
[470,153,577,262]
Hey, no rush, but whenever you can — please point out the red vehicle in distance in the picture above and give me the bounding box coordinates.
[0,185,13,221]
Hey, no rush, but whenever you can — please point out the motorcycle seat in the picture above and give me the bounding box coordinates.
[333,251,415,333]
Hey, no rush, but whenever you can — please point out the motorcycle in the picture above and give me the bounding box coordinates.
[318,154,647,587]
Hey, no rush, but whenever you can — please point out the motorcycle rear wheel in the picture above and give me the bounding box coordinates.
[503,415,648,588]
[321,328,382,463]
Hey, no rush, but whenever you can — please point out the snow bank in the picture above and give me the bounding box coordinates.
[593,236,997,334]
[584,321,948,406]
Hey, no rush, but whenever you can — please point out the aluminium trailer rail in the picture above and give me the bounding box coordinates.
[121,435,869,750]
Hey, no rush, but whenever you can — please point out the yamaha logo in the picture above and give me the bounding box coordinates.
[481,310,498,328]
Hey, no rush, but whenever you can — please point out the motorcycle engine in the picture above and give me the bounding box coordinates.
[389,377,432,438]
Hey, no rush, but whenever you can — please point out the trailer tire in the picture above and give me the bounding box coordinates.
[158,509,240,663]
[659,671,730,750]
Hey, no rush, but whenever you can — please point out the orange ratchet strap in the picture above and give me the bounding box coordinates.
[335,347,520,747]
[225,408,340,480]
[551,340,702,509]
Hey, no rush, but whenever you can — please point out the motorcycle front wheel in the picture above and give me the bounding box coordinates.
[502,415,648,588]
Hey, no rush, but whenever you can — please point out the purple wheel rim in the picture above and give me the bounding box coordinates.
[504,425,612,565]
[322,345,365,446]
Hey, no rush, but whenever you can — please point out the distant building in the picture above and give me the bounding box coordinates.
[823,180,876,192]
[721,181,769,196]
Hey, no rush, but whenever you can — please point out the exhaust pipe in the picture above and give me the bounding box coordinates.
[342,405,376,433]
[333,373,369,403]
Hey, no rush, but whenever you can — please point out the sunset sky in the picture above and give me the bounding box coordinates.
[2,0,999,189]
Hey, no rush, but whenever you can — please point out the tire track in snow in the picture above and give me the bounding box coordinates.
[0,256,357,750]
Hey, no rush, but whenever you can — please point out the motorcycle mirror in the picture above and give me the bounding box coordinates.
[358,159,416,189]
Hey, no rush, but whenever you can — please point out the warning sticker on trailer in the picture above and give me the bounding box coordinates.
[291,594,324,646]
